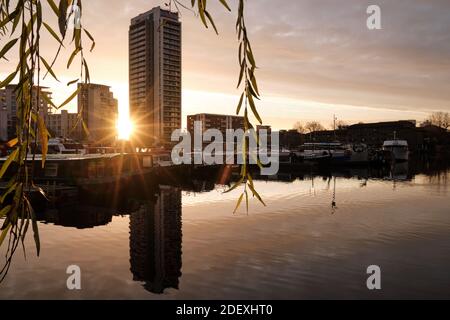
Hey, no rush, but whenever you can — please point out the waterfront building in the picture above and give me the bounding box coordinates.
[302,120,449,152]
[129,7,182,148]
[187,113,245,136]
[0,85,52,140]
[279,129,304,150]
[78,83,118,146]
[46,110,80,140]
[0,107,8,141]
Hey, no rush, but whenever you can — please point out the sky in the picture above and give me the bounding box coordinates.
[1,0,450,130]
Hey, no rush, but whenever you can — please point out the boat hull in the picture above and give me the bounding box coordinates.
[391,149,409,162]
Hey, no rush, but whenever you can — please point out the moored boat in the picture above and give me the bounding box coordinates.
[382,140,409,162]
[47,138,86,155]
[293,142,371,165]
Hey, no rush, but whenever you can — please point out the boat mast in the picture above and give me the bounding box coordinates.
[333,114,337,142]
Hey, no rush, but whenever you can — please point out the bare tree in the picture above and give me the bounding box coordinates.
[293,121,306,133]
[425,112,450,130]
[305,121,325,133]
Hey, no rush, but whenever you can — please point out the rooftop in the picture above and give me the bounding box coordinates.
[187,113,244,119]
[131,6,179,24]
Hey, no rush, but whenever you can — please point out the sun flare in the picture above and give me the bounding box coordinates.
[117,116,133,141]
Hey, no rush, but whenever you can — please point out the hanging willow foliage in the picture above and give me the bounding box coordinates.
[0,0,93,281]
[171,0,266,213]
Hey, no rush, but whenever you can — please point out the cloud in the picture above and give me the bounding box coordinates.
[2,0,449,128]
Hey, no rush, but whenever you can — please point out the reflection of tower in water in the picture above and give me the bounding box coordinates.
[331,176,338,214]
[129,186,182,294]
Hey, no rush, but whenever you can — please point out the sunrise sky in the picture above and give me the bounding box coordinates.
[1,0,450,130]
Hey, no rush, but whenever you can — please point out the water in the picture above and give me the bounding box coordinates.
[1,161,449,299]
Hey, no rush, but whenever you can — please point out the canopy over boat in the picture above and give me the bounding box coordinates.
[383,140,408,147]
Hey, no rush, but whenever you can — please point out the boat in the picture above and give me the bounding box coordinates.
[291,143,338,164]
[0,151,166,185]
[292,142,370,165]
[382,140,409,162]
[47,138,86,155]
[279,149,294,164]
[152,153,173,167]
[345,143,370,163]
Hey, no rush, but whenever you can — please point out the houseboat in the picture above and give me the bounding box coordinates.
[0,152,160,186]
[382,140,409,162]
[47,138,86,155]
[292,142,370,165]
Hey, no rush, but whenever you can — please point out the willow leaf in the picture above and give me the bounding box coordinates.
[249,68,260,96]
[58,86,80,109]
[247,80,260,100]
[223,176,244,194]
[11,10,22,35]
[247,172,254,187]
[30,201,40,256]
[37,115,48,168]
[36,1,43,30]
[1,182,17,204]
[0,7,20,29]
[248,183,266,206]
[237,62,245,88]
[238,42,243,66]
[247,48,256,68]
[0,205,11,219]
[67,47,80,69]
[233,193,244,214]
[0,225,11,247]
[0,147,19,179]
[0,38,18,60]
[32,184,49,201]
[198,0,208,28]
[21,216,30,253]
[66,78,78,86]
[81,119,90,136]
[6,137,18,148]
[204,11,218,34]
[247,92,262,124]
[43,22,64,46]
[47,0,59,17]
[74,28,81,50]
[83,59,90,83]
[0,70,17,88]
[40,56,59,82]
[41,91,57,109]
[83,28,95,52]
[245,190,249,213]
[219,0,231,11]
[58,0,68,37]
[236,92,244,115]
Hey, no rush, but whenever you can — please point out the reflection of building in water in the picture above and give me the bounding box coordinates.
[129,186,182,294]
[387,162,410,181]
[190,179,215,193]
[39,207,113,229]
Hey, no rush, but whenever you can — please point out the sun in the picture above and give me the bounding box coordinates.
[117,116,133,141]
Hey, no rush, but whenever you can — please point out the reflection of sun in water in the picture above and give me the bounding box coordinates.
[117,116,133,141]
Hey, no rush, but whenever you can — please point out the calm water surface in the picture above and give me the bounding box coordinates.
[1,163,449,299]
